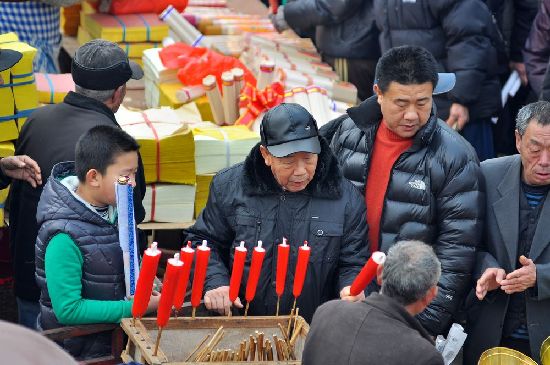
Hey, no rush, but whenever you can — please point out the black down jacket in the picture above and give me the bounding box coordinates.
[328,96,485,335]
[374,0,501,121]
[184,138,369,323]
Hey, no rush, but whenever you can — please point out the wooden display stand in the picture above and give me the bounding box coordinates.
[121,316,308,364]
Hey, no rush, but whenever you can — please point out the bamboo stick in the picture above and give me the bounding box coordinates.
[266,340,274,361]
[185,333,211,362]
[153,327,163,356]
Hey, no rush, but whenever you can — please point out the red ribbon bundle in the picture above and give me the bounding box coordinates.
[234,81,285,129]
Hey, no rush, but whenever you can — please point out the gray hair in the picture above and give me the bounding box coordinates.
[516,101,550,136]
[74,85,116,103]
[381,240,441,306]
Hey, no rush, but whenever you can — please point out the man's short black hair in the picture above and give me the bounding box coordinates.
[75,125,140,182]
[375,45,439,93]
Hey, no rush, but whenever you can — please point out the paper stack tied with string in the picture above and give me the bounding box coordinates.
[116,104,201,185]
[142,183,196,223]
[115,176,140,298]
[0,33,39,141]
[194,173,214,218]
[81,13,168,42]
[0,142,14,227]
[143,48,178,108]
[191,123,260,174]
[35,73,75,104]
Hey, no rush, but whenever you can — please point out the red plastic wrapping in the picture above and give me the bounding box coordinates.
[132,242,162,319]
[108,0,188,15]
[292,241,310,298]
[156,254,183,328]
[191,240,211,309]
[349,252,386,296]
[234,81,284,129]
[229,241,247,303]
[173,241,195,310]
[245,241,266,303]
[159,43,256,88]
[275,238,290,297]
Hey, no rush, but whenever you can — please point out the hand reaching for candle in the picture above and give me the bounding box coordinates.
[476,267,506,300]
[146,291,161,314]
[339,286,366,302]
[204,286,243,315]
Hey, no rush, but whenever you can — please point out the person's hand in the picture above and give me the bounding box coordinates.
[500,255,536,295]
[510,62,528,86]
[146,290,161,314]
[0,155,42,187]
[268,6,289,33]
[476,268,506,300]
[445,103,469,131]
[339,286,366,302]
[204,286,243,315]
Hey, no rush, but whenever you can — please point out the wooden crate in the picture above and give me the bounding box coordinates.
[121,315,309,364]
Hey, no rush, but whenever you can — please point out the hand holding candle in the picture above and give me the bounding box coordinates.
[275,238,290,316]
[349,251,386,297]
[191,240,211,318]
[244,240,266,316]
[132,242,161,320]
[173,241,195,313]
[228,241,247,315]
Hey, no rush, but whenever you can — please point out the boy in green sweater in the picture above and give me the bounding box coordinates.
[35,125,159,359]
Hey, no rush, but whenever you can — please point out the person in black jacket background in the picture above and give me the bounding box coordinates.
[374,0,502,161]
[269,0,380,100]
[326,46,484,336]
[9,39,147,330]
[185,103,369,323]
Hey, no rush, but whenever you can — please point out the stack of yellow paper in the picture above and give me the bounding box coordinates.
[191,123,259,174]
[81,13,168,42]
[158,82,213,122]
[194,173,214,218]
[35,73,75,104]
[143,183,196,223]
[0,142,14,227]
[116,105,202,184]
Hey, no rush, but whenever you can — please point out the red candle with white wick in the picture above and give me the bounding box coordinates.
[349,252,386,296]
[132,242,161,319]
[191,240,210,317]
[244,241,266,315]
[173,241,195,311]
[157,253,183,328]
[229,241,247,304]
[292,241,311,299]
[275,238,290,315]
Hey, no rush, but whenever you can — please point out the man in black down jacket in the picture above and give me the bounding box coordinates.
[185,103,369,323]
[374,0,502,161]
[325,46,484,336]
[269,0,380,100]
[10,40,147,329]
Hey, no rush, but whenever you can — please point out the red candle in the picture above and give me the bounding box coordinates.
[349,251,386,296]
[229,241,247,303]
[157,253,183,328]
[191,240,211,310]
[276,238,290,297]
[292,241,311,298]
[132,242,161,319]
[173,241,195,310]
[245,240,266,303]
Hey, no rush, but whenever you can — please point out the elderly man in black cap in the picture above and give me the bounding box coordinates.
[0,48,42,189]
[9,39,147,329]
[185,103,369,322]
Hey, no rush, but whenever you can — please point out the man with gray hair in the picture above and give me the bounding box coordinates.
[9,39,147,329]
[464,101,550,364]
[302,241,444,365]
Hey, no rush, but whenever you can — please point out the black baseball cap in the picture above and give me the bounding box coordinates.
[260,103,321,158]
[72,39,143,90]
[0,49,22,72]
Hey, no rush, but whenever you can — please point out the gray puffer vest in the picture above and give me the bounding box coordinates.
[35,161,125,360]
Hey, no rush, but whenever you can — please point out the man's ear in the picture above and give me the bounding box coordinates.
[373,84,383,105]
[376,263,384,286]
[422,285,438,307]
[85,169,101,188]
[259,145,272,167]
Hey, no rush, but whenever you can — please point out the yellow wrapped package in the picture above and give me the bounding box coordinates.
[77,26,160,58]
[159,82,214,122]
[143,183,196,223]
[0,142,15,227]
[0,69,18,142]
[81,13,169,42]
[191,123,259,174]
[0,40,39,133]
[116,105,202,184]
[35,73,75,104]
[194,173,214,218]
